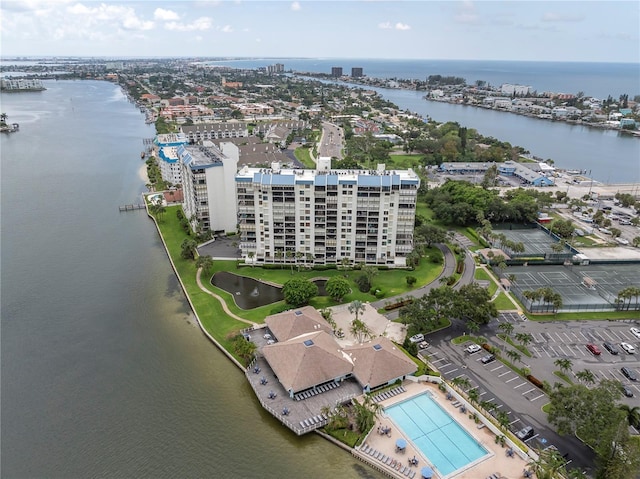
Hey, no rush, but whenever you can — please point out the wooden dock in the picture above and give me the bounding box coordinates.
[119,204,146,212]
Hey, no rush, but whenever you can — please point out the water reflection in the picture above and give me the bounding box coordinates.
[211,271,326,309]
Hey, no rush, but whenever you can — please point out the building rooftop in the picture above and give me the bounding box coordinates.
[236,164,420,187]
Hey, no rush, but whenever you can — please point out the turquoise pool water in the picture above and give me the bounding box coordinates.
[385,393,488,476]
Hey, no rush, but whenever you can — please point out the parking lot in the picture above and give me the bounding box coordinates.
[421,314,640,473]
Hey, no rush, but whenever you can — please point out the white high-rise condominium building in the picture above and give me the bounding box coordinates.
[235,161,419,267]
[154,133,188,185]
[179,142,239,234]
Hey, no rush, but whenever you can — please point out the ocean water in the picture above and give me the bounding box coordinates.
[0,80,383,479]
[207,58,640,99]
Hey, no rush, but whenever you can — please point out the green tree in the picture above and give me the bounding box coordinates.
[325,276,350,302]
[575,369,596,385]
[527,446,570,479]
[349,318,374,343]
[498,322,514,338]
[282,278,318,307]
[195,255,214,275]
[415,224,447,248]
[231,334,257,365]
[180,238,197,260]
[456,283,497,325]
[348,300,366,322]
[554,358,573,375]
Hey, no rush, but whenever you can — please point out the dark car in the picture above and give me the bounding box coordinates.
[480,354,496,364]
[516,426,535,441]
[621,367,638,381]
[622,385,634,397]
[603,342,619,355]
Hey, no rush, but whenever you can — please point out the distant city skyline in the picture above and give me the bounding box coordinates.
[0,1,638,63]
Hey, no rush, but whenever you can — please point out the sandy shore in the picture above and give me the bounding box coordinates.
[138,162,149,183]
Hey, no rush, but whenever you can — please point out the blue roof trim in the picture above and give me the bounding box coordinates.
[339,179,357,185]
[271,174,295,186]
[236,177,252,182]
[327,175,338,186]
[296,179,314,185]
[400,179,420,185]
[315,175,327,186]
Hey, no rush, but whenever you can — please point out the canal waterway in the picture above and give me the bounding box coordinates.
[0,80,382,479]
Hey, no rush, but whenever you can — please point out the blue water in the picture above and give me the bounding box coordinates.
[385,393,488,476]
[207,58,639,99]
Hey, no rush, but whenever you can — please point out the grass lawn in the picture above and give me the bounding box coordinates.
[153,205,446,347]
[294,146,316,168]
[493,292,517,311]
[553,370,573,384]
[474,268,498,296]
[384,154,424,169]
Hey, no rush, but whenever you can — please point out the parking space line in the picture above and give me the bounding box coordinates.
[514,382,528,389]
[575,346,585,356]
[555,332,564,342]
[555,344,568,356]
[542,347,551,358]
[547,345,558,356]
[570,332,580,341]
[491,365,503,372]
[602,331,614,342]
[598,371,608,379]
[580,331,589,341]
[533,333,545,343]
[592,331,605,341]
[498,371,510,377]
[431,358,448,364]
[505,376,519,383]
[530,394,545,401]
[454,373,466,379]
[509,418,520,426]
[609,371,619,380]
[522,388,536,395]
[563,332,573,342]
[479,391,487,396]
[446,368,459,374]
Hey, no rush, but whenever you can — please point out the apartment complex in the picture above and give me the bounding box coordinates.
[236,159,419,267]
[180,122,249,142]
[154,133,188,185]
[179,142,239,233]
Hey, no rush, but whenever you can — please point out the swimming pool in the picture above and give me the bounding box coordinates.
[385,393,489,477]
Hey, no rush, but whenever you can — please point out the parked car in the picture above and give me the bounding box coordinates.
[480,354,496,364]
[586,343,602,355]
[516,426,535,441]
[409,334,425,344]
[418,341,429,350]
[465,344,482,354]
[630,327,640,339]
[621,367,638,381]
[622,385,634,397]
[620,342,636,354]
[603,342,619,355]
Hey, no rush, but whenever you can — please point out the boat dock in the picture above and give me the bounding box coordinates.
[119,204,146,212]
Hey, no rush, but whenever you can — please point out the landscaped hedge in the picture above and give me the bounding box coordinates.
[527,374,544,389]
[456,260,464,274]
[384,298,414,311]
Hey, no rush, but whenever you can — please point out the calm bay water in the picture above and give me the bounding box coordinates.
[0,80,382,479]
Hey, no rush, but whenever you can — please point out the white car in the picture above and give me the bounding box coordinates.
[630,327,640,339]
[465,344,482,354]
[620,342,636,354]
[409,334,425,344]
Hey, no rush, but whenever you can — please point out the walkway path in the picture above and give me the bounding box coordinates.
[195,268,259,327]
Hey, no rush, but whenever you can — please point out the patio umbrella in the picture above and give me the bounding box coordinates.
[396,438,407,449]
[421,466,434,479]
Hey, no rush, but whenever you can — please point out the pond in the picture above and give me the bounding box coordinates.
[210,271,327,310]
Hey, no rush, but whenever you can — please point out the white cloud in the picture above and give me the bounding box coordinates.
[164,17,212,32]
[378,21,410,30]
[220,25,234,33]
[542,12,585,23]
[154,8,180,21]
[291,2,301,11]
[65,3,154,31]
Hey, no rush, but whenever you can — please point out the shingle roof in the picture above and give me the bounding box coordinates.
[265,306,333,342]
[344,337,417,389]
[262,331,353,393]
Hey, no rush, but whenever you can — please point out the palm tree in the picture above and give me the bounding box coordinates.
[554,358,573,375]
[467,387,480,405]
[527,446,569,479]
[498,322,514,338]
[515,332,533,348]
[349,318,374,344]
[575,369,596,385]
[619,404,640,429]
[0,112,7,124]
[452,376,471,391]
[466,321,480,334]
[195,255,214,276]
[348,300,365,323]
[496,410,510,431]
[506,349,522,364]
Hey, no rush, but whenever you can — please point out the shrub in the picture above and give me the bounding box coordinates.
[384,298,414,311]
[456,260,464,274]
[406,276,417,286]
[374,289,384,299]
[526,375,544,389]
[482,343,493,352]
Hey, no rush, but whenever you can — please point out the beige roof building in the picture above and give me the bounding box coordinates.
[344,337,417,390]
[262,331,353,394]
[261,307,417,397]
[265,306,332,342]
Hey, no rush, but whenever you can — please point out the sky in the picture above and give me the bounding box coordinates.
[0,1,638,63]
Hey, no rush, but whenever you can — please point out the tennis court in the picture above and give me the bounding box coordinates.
[493,228,566,257]
[505,263,640,311]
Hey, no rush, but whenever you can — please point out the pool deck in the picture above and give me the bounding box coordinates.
[354,381,530,479]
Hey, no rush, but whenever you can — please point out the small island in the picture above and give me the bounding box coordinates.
[0,113,19,133]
